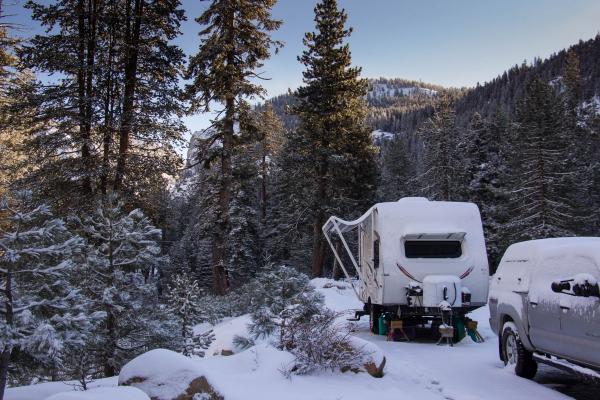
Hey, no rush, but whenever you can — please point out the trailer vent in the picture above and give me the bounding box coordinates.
[404,240,462,259]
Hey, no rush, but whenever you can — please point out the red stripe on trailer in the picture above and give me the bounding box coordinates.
[459,266,474,279]
[396,262,422,283]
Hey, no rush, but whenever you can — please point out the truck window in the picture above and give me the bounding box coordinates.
[404,240,462,259]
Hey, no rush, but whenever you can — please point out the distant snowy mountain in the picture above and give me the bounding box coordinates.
[367,81,437,100]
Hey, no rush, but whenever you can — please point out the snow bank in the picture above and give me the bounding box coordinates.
[198,314,253,357]
[118,349,221,400]
[347,335,385,366]
[6,378,118,400]
[311,278,362,313]
[45,387,149,400]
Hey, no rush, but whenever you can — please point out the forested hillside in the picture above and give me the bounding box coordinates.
[1,0,599,395]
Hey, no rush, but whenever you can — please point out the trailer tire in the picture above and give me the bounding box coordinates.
[369,302,382,335]
[501,321,537,379]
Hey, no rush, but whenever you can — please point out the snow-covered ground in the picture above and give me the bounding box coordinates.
[5,378,118,400]
[6,278,586,400]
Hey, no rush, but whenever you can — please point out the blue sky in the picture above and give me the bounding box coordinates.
[6,0,600,134]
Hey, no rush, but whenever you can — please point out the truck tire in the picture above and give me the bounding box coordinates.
[369,302,382,335]
[501,321,537,379]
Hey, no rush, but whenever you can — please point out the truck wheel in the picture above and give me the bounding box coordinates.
[501,321,537,379]
[369,302,382,334]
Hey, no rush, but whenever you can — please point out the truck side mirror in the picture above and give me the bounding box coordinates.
[551,280,571,293]
[552,277,600,297]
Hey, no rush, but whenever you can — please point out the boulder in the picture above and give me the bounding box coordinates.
[118,349,222,400]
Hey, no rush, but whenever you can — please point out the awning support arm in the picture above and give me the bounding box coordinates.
[322,217,363,300]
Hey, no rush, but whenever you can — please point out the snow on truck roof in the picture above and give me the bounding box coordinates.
[323,198,482,234]
[503,237,600,264]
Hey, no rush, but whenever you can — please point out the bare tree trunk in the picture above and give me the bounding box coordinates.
[0,271,13,400]
[311,157,327,277]
[100,0,116,195]
[260,152,267,224]
[212,97,233,295]
[103,225,116,377]
[0,348,10,400]
[103,311,116,377]
[331,240,344,280]
[210,8,236,295]
[77,0,92,196]
[114,0,143,192]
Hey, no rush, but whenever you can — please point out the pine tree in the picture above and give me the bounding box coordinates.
[0,3,32,199]
[76,195,168,376]
[0,191,93,399]
[266,126,314,268]
[247,263,323,347]
[293,0,377,277]
[418,96,460,201]
[563,49,582,127]
[164,272,213,357]
[507,78,578,240]
[228,147,261,287]
[463,111,511,270]
[185,0,282,294]
[377,135,416,202]
[256,104,285,227]
[20,0,186,212]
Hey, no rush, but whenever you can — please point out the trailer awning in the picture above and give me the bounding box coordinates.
[403,232,466,241]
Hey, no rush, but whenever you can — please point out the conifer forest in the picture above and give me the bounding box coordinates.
[1,1,599,399]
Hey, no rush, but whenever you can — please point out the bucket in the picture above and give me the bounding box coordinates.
[378,313,388,335]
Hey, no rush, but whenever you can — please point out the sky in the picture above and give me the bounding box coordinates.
[5,0,600,135]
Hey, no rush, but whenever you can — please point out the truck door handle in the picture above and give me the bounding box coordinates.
[560,306,570,311]
[529,301,537,307]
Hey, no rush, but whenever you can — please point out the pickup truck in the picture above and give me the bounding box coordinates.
[489,238,600,379]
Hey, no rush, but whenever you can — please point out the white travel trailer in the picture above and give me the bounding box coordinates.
[323,197,489,337]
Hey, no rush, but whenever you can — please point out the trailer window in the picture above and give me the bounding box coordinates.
[404,240,462,258]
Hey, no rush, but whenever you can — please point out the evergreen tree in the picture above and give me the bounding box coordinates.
[292,0,377,277]
[0,3,32,199]
[76,195,169,376]
[463,111,511,270]
[0,191,92,399]
[185,0,282,294]
[164,272,213,357]
[228,146,261,287]
[20,0,186,213]
[377,135,416,202]
[507,78,577,240]
[267,126,314,268]
[563,49,582,127]
[256,104,285,227]
[247,263,323,347]
[418,96,460,201]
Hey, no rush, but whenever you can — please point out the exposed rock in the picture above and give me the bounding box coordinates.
[220,349,234,356]
[364,356,386,378]
[118,349,223,400]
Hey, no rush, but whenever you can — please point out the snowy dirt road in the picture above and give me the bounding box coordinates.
[320,280,596,400]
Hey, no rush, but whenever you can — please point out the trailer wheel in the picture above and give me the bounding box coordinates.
[369,302,382,334]
[501,321,537,379]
